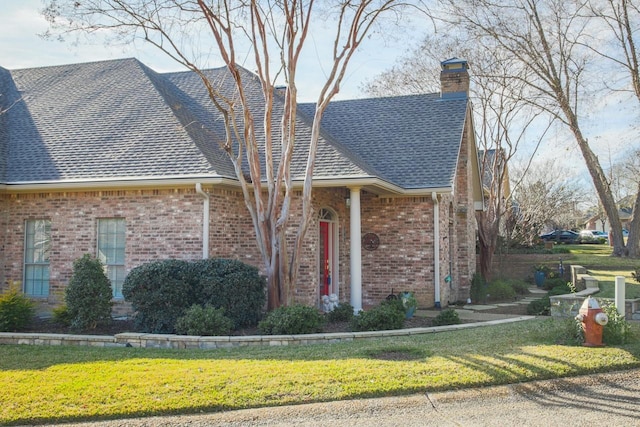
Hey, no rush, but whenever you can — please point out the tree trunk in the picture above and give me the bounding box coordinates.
[626,183,640,257]
[476,212,499,282]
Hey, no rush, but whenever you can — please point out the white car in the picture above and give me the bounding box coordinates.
[579,230,608,243]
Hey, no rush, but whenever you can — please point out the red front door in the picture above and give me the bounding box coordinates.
[319,221,331,296]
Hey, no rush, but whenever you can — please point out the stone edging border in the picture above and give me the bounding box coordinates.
[0,316,535,350]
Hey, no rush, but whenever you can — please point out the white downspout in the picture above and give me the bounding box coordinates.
[195,183,210,260]
[432,192,441,308]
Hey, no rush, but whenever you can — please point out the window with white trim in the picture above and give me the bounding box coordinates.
[24,219,51,297]
[97,218,126,299]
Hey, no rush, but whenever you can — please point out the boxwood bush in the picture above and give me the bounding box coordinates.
[122,259,198,333]
[195,258,266,328]
[432,309,461,326]
[123,258,266,333]
[258,304,325,335]
[351,302,405,332]
[326,302,355,322]
[486,279,516,302]
[175,304,233,336]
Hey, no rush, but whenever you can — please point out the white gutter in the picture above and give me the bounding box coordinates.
[1,175,452,197]
[195,183,210,260]
[432,192,441,308]
[0,176,239,192]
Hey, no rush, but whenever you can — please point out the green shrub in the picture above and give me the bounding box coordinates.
[326,302,355,322]
[542,277,567,291]
[258,305,325,335]
[631,268,640,284]
[122,259,198,333]
[351,303,405,332]
[175,304,233,336]
[195,258,266,328]
[66,254,113,330]
[52,305,72,327]
[381,297,405,314]
[600,301,632,345]
[527,295,550,315]
[123,258,266,333]
[470,273,486,304]
[432,309,461,326]
[548,283,573,296]
[0,282,35,332]
[510,280,531,295]
[486,279,516,302]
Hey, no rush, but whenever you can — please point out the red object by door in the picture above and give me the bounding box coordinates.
[320,222,330,296]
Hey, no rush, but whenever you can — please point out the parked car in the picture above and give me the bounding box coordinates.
[540,230,579,244]
[579,230,607,244]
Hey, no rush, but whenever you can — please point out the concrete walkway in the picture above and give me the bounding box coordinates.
[419,286,547,322]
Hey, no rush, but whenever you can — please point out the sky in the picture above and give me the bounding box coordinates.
[1,1,638,200]
[0,0,420,102]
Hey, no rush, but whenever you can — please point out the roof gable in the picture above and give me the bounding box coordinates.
[300,94,468,189]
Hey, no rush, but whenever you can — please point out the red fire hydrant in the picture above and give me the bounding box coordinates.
[575,297,608,347]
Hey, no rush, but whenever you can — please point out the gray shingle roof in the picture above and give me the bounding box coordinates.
[0,58,468,190]
[2,59,222,182]
[299,94,468,189]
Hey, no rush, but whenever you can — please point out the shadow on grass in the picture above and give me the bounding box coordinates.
[2,320,640,426]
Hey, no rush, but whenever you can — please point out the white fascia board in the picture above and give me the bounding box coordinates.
[0,175,237,192]
[0,175,453,196]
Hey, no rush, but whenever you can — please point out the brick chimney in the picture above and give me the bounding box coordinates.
[440,58,469,99]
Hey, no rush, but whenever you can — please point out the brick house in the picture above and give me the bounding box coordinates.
[0,57,483,315]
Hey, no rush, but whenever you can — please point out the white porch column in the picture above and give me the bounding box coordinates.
[349,187,363,312]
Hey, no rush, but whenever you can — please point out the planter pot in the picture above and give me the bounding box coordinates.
[400,292,417,319]
[404,306,416,319]
[535,270,546,287]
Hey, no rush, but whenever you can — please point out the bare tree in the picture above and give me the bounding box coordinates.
[440,0,634,256]
[42,0,410,309]
[363,34,550,279]
[509,160,587,245]
[585,0,640,254]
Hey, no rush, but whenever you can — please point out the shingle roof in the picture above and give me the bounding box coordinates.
[299,94,468,189]
[2,59,223,183]
[0,58,469,190]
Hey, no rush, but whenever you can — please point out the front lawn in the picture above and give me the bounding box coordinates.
[2,319,639,425]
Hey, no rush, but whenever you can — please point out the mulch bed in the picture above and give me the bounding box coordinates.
[19,302,531,337]
[21,315,439,337]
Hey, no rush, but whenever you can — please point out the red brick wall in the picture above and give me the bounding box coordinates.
[357,194,436,307]
[1,171,477,314]
[0,188,206,313]
[452,108,477,301]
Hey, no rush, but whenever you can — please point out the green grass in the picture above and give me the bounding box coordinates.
[552,244,640,298]
[1,319,640,425]
[562,244,640,269]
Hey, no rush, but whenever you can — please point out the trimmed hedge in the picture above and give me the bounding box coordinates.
[175,305,233,336]
[258,305,325,335]
[351,301,405,332]
[123,259,197,333]
[122,258,266,333]
[195,258,266,328]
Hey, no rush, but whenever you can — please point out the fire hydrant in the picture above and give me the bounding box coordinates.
[575,297,608,347]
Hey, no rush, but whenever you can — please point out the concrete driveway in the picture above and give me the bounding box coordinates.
[58,369,640,427]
